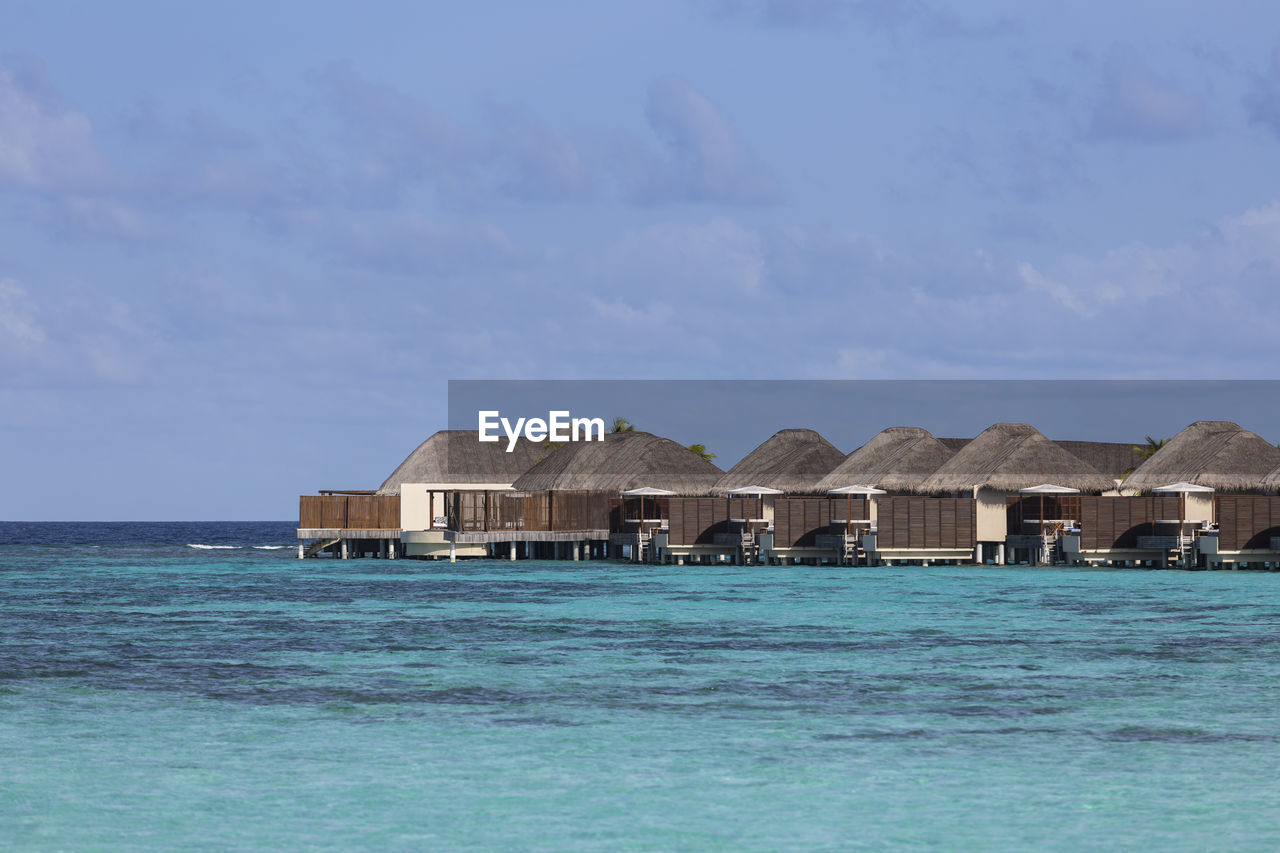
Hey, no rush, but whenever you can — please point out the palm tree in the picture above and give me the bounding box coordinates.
[1135,435,1169,460]
[610,417,634,434]
[687,443,716,462]
[1121,435,1170,482]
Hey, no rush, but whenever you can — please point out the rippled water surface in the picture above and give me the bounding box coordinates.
[3,522,1280,850]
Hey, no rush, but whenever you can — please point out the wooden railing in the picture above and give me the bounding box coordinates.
[667,498,730,545]
[1215,495,1280,550]
[449,490,612,532]
[1078,496,1180,550]
[299,494,400,529]
[877,497,975,549]
[773,497,834,548]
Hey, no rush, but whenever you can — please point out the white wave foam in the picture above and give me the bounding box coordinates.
[187,544,241,550]
[253,545,289,550]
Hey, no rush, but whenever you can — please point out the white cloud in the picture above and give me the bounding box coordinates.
[629,76,782,205]
[0,278,45,353]
[0,64,105,190]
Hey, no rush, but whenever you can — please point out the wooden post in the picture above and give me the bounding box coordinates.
[510,541,516,561]
[449,540,456,563]
[341,539,349,560]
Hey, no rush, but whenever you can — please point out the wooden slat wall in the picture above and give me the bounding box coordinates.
[773,497,833,548]
[550,491,612,531]
[299,496,325,528]
[1215,496,1280,550]
[379,496,400,529]
[439,489,612,533]
[831,496,869,522]
[877,497,975,549]
[321,495,348,529]
[300,495,401,530]
[1078,496,1180,549]
[346,495,378,529]
[668,498,729,545]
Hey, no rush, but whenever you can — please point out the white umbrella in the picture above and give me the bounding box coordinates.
[725,486,781,527]
[1154,483,1215,542]
[619,487,675,529]
[1018,484,1080,535]
[725,486,784,495]
[826,486,886,534]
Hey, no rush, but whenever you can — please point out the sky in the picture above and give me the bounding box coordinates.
[2,1,1280,519]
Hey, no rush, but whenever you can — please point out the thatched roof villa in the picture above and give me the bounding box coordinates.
[714,428,845,494]
[376,429,548,495]
[919,423,1115,495]
[815,427,956,493]
[1123,421,1280,493]
[916,423,1113,550]
[511,430,723,495]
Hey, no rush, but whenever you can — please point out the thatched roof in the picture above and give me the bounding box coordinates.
[918,423,1114,494]
[815,427,957,492]
[1124,421,1280,492]
[510,430,723,495]
[1261,464,1280,492]
[715,429,846,494]
[938,437,972,452]
[376,430,549,495]
[1055,441,1145,479]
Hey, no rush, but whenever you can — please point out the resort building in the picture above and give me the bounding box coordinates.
[1114,421,1280,568]
[705,429,847,565]
[918,423,1114,565]
[512,430,722,562]
[297,429,547,560]
[295,420,1280,570]
[810,427,959,565]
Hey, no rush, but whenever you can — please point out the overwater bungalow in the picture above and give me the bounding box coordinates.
[918,423,1114,565]
[810,427,960,565]
[1118,421,1280,568]
[297,429,547,560]
[295,418,1278,570]
[512,430,723,562]
[709,429,847,565]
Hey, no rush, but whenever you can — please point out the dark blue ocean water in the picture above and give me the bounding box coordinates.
[3,522,1280,850]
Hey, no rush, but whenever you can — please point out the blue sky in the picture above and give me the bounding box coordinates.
[2,1,1279,519]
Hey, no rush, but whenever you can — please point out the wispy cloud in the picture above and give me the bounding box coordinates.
[0,278,45,353]
[1090,48,1205,142]
[702,0,1020,39]
[624,76,782,206]
[0,59,106,191]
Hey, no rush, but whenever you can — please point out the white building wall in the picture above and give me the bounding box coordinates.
[976,487,1013,541]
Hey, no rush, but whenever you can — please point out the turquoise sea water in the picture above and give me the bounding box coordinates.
[3,524,1280,850]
